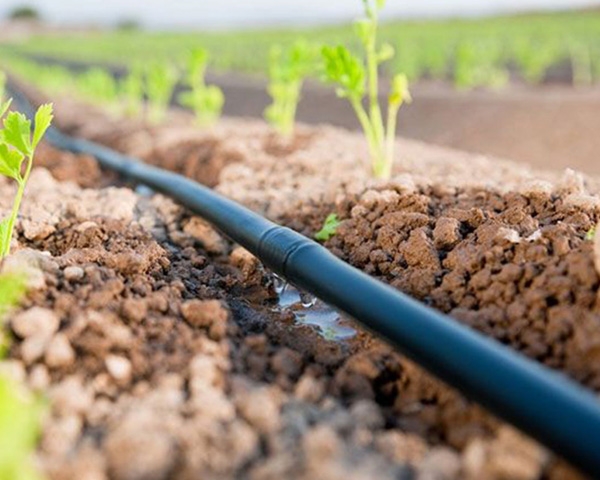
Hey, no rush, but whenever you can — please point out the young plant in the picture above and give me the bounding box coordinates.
[119,64,144,118]
[0,273,43,480]
[321,0,411,179]
[178,48,224,126]
[264,41,315,137]
[0,101,53,258]
[315,213,341,241]
[145,63,178,124]
[76,68,118,104]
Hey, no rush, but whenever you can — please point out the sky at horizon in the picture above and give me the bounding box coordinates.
[1,0,599,29]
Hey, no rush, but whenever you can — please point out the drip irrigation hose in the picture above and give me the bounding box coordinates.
[9,85,600,477]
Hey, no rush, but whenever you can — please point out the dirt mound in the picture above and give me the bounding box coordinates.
[2,93,598,479]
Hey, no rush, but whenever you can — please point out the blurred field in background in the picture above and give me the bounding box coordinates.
[3,9,600,88]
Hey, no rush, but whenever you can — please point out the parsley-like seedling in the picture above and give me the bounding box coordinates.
[0,273,43,480]
[178,48,225,126]
[321,0,411,179]
[315,213,341,242]
[119,64,144,118]
[264,41,315,137]
[145,63,178,124]
[0,101,53,258]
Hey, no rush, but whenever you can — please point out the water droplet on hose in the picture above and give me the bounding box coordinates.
[272,274,287,294]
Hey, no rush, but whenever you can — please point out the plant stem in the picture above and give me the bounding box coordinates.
[1,156,33,258]
[384,103,400,180]
[366,20,385,151]
[350,97,383,174]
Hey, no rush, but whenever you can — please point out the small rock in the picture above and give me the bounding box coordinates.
[181,299,229,340]
[28,364,50,390]
[64,266,85,282]
[433,217,462,250]
[121,298,148,323]
[183,217,227,254]
[294,374,325,403]
[105,355,133,384]
[45,333,76,368]
[418,447,461,480]
[20,335,51,365]
[235,386,282,434]
[12,307,60,339]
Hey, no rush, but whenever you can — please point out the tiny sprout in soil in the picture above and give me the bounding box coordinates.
[315,213,341,241]
[586,225,597,241]
[178,48,225,126]
[264,41,316,137]
[145,63,178,124]
[0,101,53,258]
[321,0,411,180]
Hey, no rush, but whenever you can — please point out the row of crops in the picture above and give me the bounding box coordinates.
[3,9,600,88]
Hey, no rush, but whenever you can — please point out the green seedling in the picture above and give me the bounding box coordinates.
[0,273,43,480]
[0,101,53,258]
[0,371,44,480]
[264,41,315,137]
[76,68,118,104]
[119,65,144,118]
[586,226,596,241]
[145,63,178,124]
[315,213,341,241]
[321,0,411,179]
[178,48,224,126]
[454,41,509,90]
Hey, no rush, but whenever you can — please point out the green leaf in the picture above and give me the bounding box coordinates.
[389,73,412,107]
[321,45,365,100]
[32,103,53,150]
[1,111,32,157]
[315,213,342,241]
[378,43,395,64]
[0,143,25,181]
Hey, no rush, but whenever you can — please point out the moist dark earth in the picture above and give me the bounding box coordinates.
[1,87,599,480]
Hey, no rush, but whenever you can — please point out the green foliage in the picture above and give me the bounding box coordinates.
[321,0,410,179]
[586,226,596,241]
[454,41,509,89]
[0,273,25,321]
[119,65,144,118]
[75,68,118,104]
[0,273,42,480]
[512,38,558,84]
[315,213,341,241]
[145,62,178,124]
[178,48,224,126]
[264,41,315,136]
[0,102,53,258]
[0,374,44,480]
[3,10,600,89]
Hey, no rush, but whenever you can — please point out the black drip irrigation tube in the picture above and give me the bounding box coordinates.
[9,85,600,477]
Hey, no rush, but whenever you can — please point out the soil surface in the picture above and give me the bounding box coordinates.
[2,87,600,480]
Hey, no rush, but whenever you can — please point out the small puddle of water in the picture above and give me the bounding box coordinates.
[272,274,357,341]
